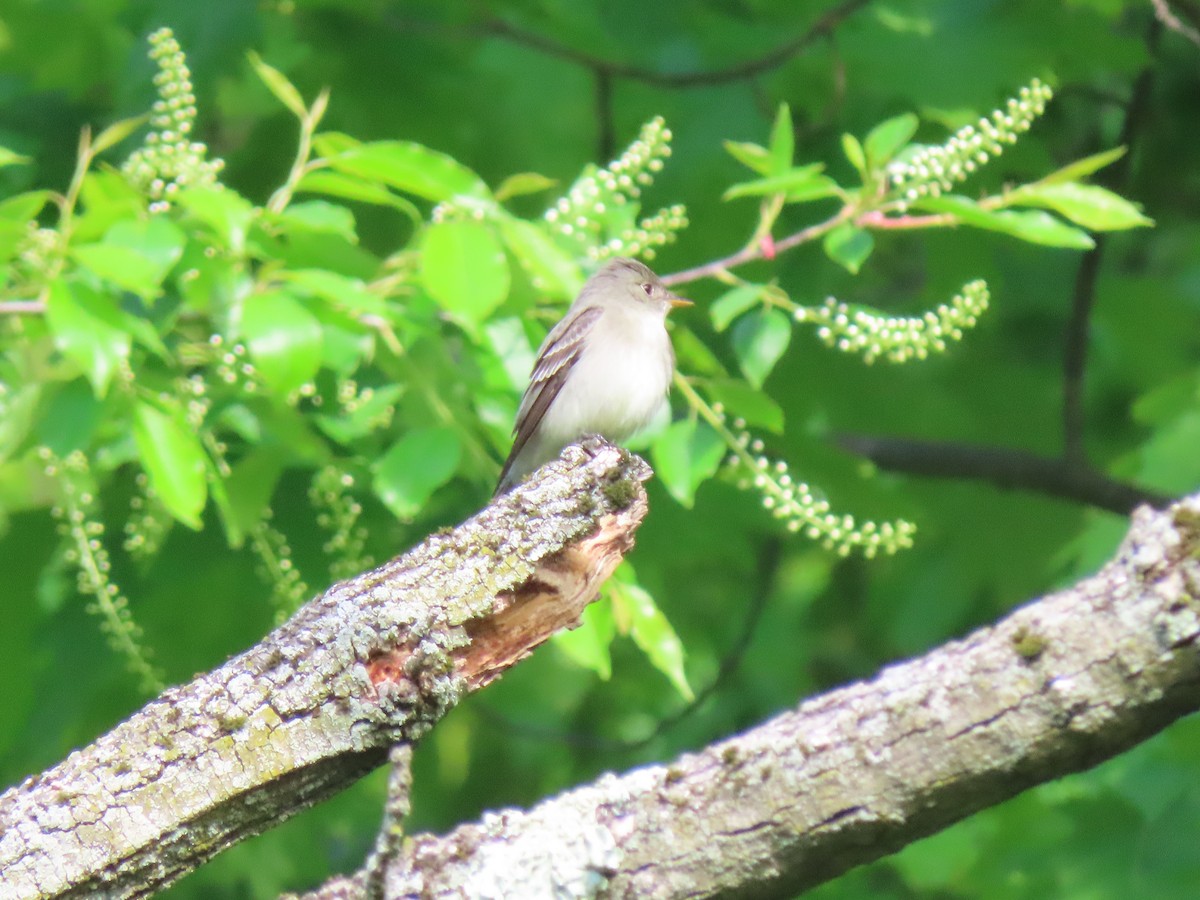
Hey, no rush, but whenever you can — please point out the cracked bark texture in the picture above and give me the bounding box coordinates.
[0,438,651,900]
[347,495,1200,899]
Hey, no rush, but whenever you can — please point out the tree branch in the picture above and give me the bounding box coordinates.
[0,438,651,900]
[324,493,1200,898]
[835,433,1172,514]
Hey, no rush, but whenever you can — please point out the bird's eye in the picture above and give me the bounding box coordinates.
[640,283,653,296]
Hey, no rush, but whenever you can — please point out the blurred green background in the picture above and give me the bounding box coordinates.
[3,0,1200,896]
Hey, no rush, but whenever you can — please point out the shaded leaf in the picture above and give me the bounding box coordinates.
[497,216,582,300]
[92,115,148,156]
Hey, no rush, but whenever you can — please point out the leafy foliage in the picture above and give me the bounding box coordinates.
[1,1,1197,897]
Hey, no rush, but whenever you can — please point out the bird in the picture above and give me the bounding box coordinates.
[495,257,691,495]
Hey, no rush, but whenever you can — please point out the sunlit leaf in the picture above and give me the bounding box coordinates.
[918,195,1095,249]
[768,102,794,175]
[240,289,324,394]
[553,598,614,680]
[1039,147,1127,185]
[1004,182,1153,231]
[732,307,791,389]
[864,113,919,169]
[497,216,582,300]
[652,418,725,508]
[710,282,766,332]
[422,220,510,323]
[91,115,148,156]
[248,51,307,118]
[823,223,875,274]
[372,426,462,520]
[495,172,557,202]
[326,140,488,201]
[611,564,693,701]
[704,379,784,433]
[133,399,208,530]
[723,140,773,176]
[45,281,131,396]
[842,132,867,178]
[723,165,838,203]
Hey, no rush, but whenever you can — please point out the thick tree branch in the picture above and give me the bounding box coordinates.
[0,438,651,900]
[328,493,1200,899]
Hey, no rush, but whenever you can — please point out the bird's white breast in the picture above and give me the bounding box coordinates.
[536,304,673,447]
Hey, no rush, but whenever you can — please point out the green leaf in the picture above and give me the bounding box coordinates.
[247,51,307,118]
[497,216,583,300]
[422,220,511,324]
[240,289,324,394]
[0,146,30,169]
[327,141,488,202]
[272,200,357,240]
[553,598,614,680]
[71,236,177,302]
[704,379,784,433]
[723,164,838,203]
[372,426,462,520]
[842,133,867,178]
[1004,182,1153,231]
[732,307,791,389]
[218,448,284,547]
[45,281,131,395]
[0,190,51,259]
[823,223,875,274]
[768,102,794,175]
[611,566,692,701]
[284,269,386,315]
[294,170,422,221]
[316,384,404,444]
[723,140,773,176]
[651,418,725,508]
[864,113,919,169]
[1039,146,1127,185]
[133,399,209,530]
[176,186,256,252]
[918,195,1095,249]
[91,115,148,156]
[710,283,766,332]
[495,172,557,202]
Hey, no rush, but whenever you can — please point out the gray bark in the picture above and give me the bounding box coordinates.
[0,439,651,900]
[358,495,1200,898]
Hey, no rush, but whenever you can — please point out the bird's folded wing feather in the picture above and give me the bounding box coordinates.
[498,305,604,488]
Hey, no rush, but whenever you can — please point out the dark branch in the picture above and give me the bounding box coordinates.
[835,433,1172,514]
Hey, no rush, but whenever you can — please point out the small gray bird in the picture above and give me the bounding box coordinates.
[496,258,691,494]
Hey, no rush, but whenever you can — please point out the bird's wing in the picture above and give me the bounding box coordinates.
[497,305,604,491]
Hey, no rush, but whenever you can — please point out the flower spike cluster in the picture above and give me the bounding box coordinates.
[122,27,225,211]
[545,117,688,261]
[888,79,1053,210]
[797,280,990,364]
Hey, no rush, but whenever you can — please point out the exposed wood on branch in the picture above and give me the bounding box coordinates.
[0,438,651,900]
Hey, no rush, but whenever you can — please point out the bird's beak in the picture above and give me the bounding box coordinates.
[667,293,693,311]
